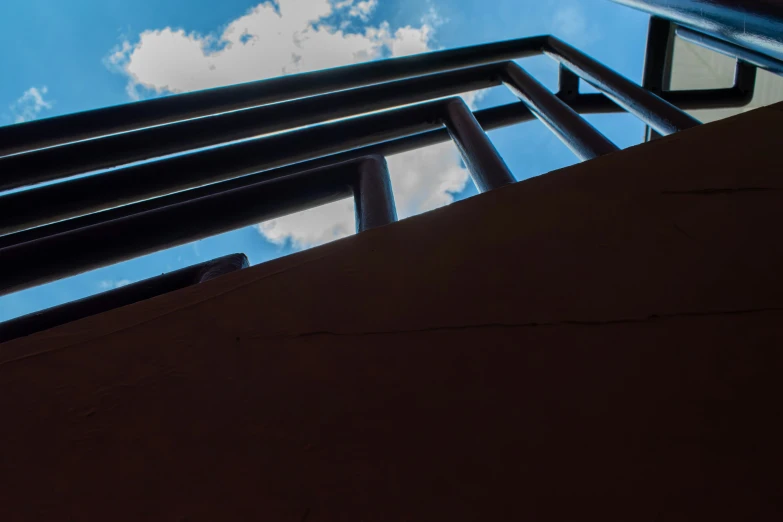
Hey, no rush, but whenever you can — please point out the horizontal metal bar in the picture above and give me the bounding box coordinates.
[1,96,506,236]
[442,99,516,191]
[0,64,507,192]
[573,83,749,112]
[0,101,541,249]
[676,26,783,76]
[0,36,548,157]
[662,83,755,109]
[0,156,392,296]
[501,63,619,160]
[0,86,745,247]
[0,99,447,236]
[611,0,783,62]
[543,36,702,135]
[0,254,249,344]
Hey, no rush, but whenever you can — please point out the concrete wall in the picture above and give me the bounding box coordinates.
[1,103,782,520]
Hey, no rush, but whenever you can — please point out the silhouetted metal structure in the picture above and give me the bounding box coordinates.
[0,254,249,344]
[0,157,397,296]
[614,0,783,61]
[0,6,774,341]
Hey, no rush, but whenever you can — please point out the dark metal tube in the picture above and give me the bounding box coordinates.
[0,157,388,296]
[556,66,581,100]
[354,157,397,231]
[676,26,783,76]
[0,64,506,192]
[0,82,744,248]
[2,86,742,248]
[0,36,548,157]
[612,0,783,62]
[544,36,701,135]
[442,99,516,191]
[0,102,544,248]
[0,99,449,236]
[663,82,755,109]
[0,101,541,249]
[0,254,249,344]
[642,17,675,96]
[640,17,757,106]
[501,63,619,160]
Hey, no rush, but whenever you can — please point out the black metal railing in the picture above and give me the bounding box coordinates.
[0,254,249,344]
[0,20,769,341]
[640,15,761,140]
[613,0,783,64]
[0,156,398,295]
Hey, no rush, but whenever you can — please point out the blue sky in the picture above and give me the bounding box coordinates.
[0,0,650,321]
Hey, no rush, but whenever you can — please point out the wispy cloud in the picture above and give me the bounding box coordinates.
[98,279,132,290]
[552,4,598,46]
[10,86,53,123]
[345,0,378,22]
[107,0,476,249]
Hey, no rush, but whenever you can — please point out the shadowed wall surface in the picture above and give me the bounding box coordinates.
[1,103,782,521]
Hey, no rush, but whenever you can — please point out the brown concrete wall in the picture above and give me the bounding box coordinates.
[1,103,782,520]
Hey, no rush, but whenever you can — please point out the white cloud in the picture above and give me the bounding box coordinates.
[10,86,53,123]
[420,6,447,29]
[347,0,378,21]
[98,279,132,290]
[552,5,597,46]
[259,199,356,250]
[109,0,479,249]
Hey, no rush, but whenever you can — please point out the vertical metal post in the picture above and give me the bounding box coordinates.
[734,61,759,95]
[354,156,398,232]
[502,63,619,160]
[642,17,675,96]
[642,16,675,141]
[441,99,516,192]
[557,65,581,101]
[544,36,701,135]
